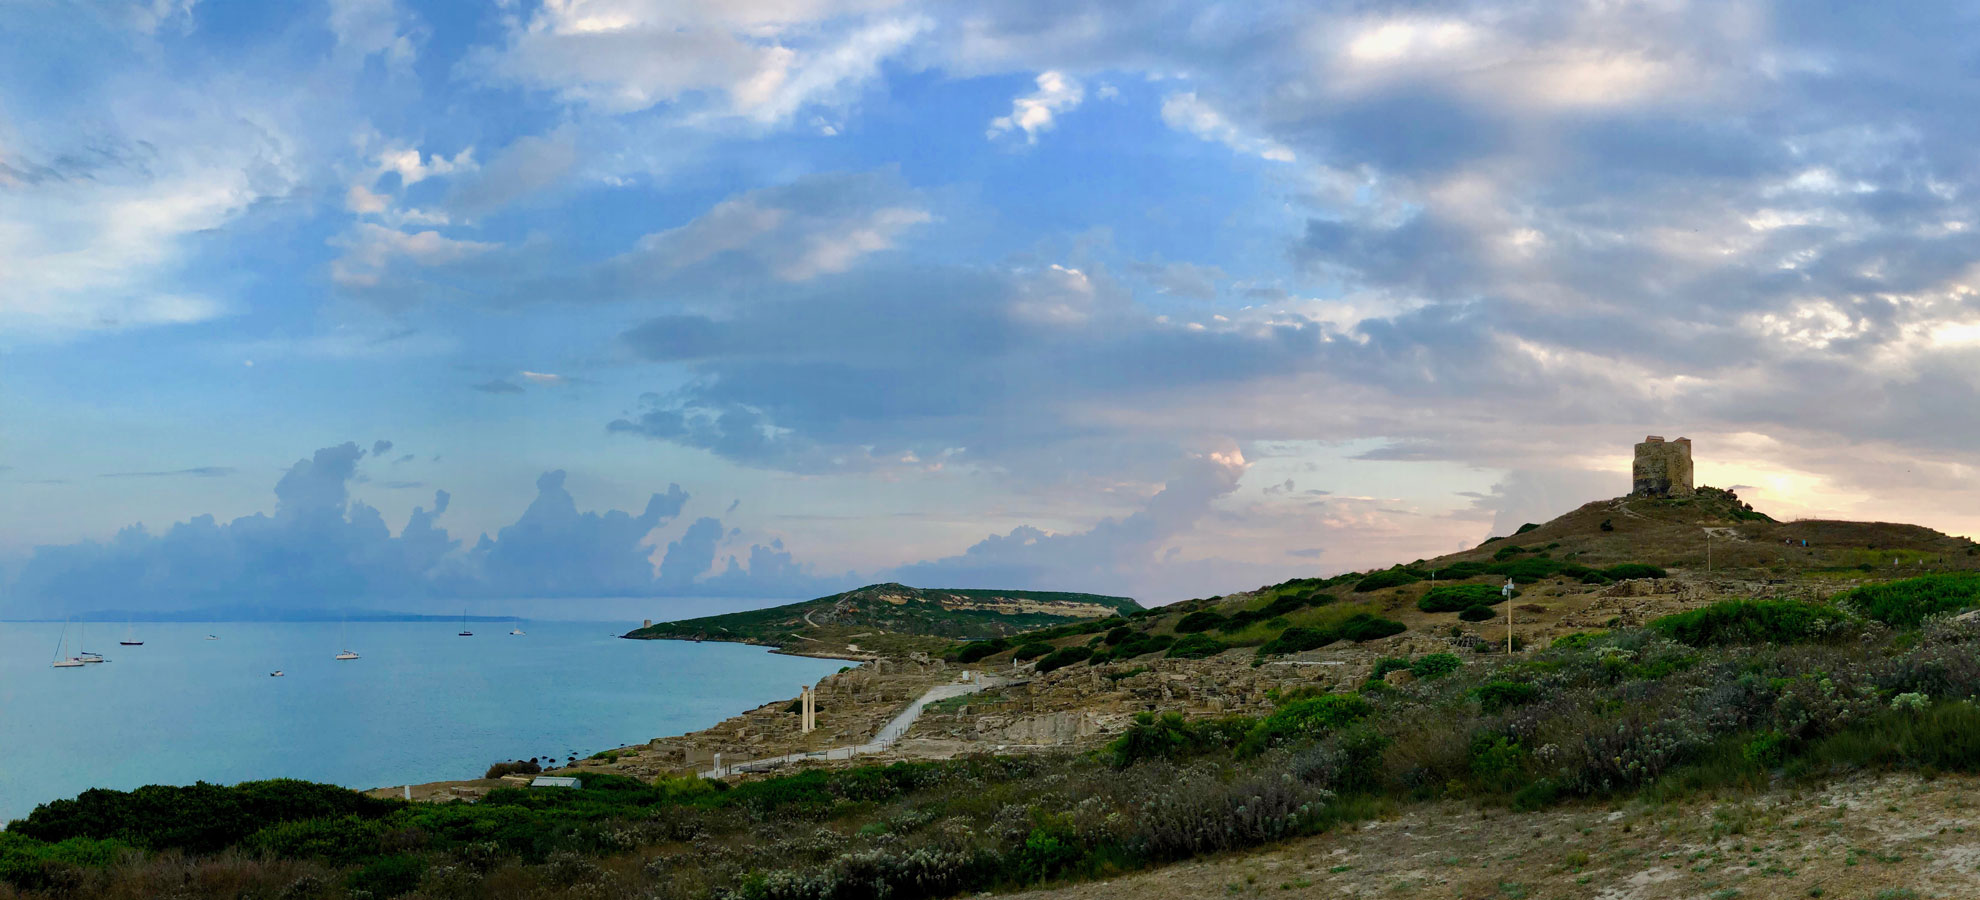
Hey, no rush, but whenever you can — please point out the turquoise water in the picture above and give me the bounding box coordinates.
[0,621,844,822]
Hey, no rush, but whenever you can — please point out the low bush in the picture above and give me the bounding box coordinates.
[1840,573,1980,627]
[1011,642,1054,661]
[1603,563,1668,580]
[483,759,542,779]
[1409,653,1462,679]
[1174,610,1227,633]
[1108,712,1252,767]
[1257,626,1336,656]
[1166,633,1228,659]
[1649,599,1851,646]
[1238,694,1371,756]
[1418,584,1504,613]
[1352,569,1421,592]
[1458,605,1496,622]
[1474,680,1539,713]
[1034,645,1094,673]
[954,638,1009,664]
[1335,613,1406,642]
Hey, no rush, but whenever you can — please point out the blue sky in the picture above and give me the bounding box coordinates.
[8,0,1980,613]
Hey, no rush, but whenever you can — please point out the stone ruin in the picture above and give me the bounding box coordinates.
[1632,435,1694,497]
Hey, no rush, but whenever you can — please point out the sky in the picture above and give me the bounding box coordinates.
[7,0,1980,615]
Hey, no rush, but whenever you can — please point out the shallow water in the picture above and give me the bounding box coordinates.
[0,620,843,821]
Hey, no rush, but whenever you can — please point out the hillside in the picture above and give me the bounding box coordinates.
[936,486,1980,676]
[623,582,1141,658]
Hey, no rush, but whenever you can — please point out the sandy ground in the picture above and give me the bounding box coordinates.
[1011,773,1980,900]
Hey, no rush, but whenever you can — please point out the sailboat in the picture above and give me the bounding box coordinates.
[270,670,285,677]
[458,608,473,637]
[50,622,85,668]
[119,620,143,646]
[335,616,360,660]
[510,618,525,636]
[77,623,106,662]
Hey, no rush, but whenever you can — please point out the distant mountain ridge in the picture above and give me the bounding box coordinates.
[623,583,1141,656]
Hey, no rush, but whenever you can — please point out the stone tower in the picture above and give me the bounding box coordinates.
[1632,435,1694,497]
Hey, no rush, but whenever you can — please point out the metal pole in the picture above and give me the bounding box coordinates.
[1503,579,1515,654]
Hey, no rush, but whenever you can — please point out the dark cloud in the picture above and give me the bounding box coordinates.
[372,440,393,456]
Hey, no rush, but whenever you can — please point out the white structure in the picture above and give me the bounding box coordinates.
[799,685,817,733]
[530,776,582,789]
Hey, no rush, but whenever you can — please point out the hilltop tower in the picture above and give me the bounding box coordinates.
[1632,435,1694,497]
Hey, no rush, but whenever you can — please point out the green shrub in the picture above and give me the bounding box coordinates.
[1603,563,1668,580]
[1514,523,1540,534]
[954,638,1009,664]
[1419,584,1504,613]
[1174,610,1227,633]
[1108,712,1253,767]
[1409,653,1462,679]
[1352,569,1420,592]
[1474,681,1539,713]
[1239,694,1371,755]
[1011,642,1054,661]
[1488,557,1563,583]
[1367,657,1411,680]
[1166,633,1228,659]
[1840,573,1980,628]
[1742,731,1790,769]
[484,758,542,779]
[8,779,398,854]
[1103,626,1132,645]
[1258,626,1335,656]
[1336,613,1406,642]
[348,854,424,898]
[1458,605,1496,622]
[1649,600,1850,646]
[1034,645,1093,673]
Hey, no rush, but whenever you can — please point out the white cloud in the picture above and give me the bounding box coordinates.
[621,170,930,283]
[326,0,418,65]
[986,70,1083,144]
[1159,92,1294,162]
[329,224,497,288]
[0,90,301,339]
[471,0,921,125]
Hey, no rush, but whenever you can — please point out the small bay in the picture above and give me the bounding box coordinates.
[0,620,843,822]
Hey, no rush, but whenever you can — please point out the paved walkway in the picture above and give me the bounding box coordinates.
[702,675,1001,776]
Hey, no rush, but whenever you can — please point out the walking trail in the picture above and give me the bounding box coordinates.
[700,675,1002,776]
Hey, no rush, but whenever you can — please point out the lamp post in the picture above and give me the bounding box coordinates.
[1503,579,1516,654]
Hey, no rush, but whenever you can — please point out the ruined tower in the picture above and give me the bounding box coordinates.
[1632,435,1694,497]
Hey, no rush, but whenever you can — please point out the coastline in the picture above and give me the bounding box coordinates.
[371,636,889,800]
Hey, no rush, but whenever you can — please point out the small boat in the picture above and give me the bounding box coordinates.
[335,617,359,660]
[51,621,85,668]
[119,640,143,646]
[510,618,525,636]
[270,670,285,677]
[119,621,142,645]
[457,608,473,637]
[79,651,106,664]
[205,634,219,640]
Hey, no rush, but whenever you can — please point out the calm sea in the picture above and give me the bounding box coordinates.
[0,620,844,822]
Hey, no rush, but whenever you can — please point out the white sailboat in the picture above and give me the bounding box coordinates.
[77,622,106,662]
[119,620,143,646]
[335,615,360,660]
[510,618,525,636]
[50,621,84,668]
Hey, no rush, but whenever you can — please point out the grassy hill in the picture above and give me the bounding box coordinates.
[943,487,1980,673]
[623,583,1141,657]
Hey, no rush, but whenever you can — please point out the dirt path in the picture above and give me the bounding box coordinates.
[1011,773,1980,900]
